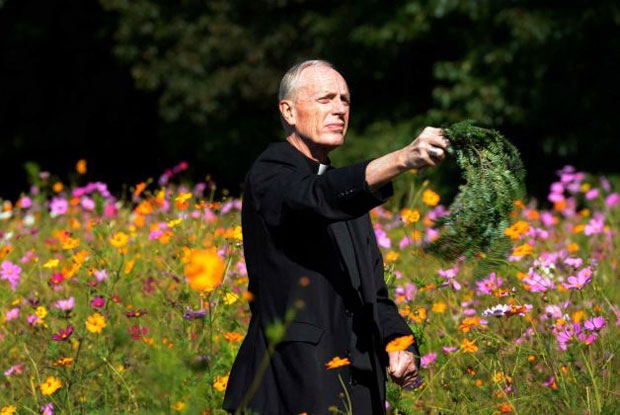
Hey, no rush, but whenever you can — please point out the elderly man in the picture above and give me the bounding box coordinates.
[223,60,449,415]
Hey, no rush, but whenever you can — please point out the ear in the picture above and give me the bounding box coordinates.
[279,100,296,127]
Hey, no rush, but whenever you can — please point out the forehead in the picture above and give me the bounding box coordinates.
[296,66,349,96]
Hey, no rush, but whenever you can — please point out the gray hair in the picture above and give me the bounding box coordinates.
[278,59,337,102]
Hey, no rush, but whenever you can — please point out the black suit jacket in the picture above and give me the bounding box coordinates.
[223,141,419,415]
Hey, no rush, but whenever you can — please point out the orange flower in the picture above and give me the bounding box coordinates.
[76,159,87,174]
[224,332,243,342]
[459,317,481,333]
[325,356,351,369]
[134,182,147,197]
[385,335,414,352]
[401,208,420,224]
[422,189,440,206]
[184,248,225,292]
[511,243,532,257]
[86,313,106,333]
[461,338,478,353]
[504,221,530,240]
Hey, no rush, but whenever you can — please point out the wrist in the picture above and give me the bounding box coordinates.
[394,149,409,173]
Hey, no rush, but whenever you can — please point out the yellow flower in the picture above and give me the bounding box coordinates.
[86,312,107,333]
[401,208,420,224]
[184,248,225,292]
[325,356,351,369]
[432,302,447,313]
[385,252,400,262]
[175,192,193,204]
[511,243,533,257]
[35,306,47,319]
[461,338,478,353]
[40,376,62,395]
[492,371,504,383]
[43,259,60,268]
[76,159,87,174]
[385,335,415,352]
[422,189,440,206]
[61,236,80,250]
[223,292,239,305]
[1,406,16,415]
[167,218,183,228]
[172,401,186,411]
[109,232,130,249]
[213,374,229,392]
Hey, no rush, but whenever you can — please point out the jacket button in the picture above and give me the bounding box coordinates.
[345,309,353,317]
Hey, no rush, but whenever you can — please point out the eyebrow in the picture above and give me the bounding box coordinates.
[317,91,351,101]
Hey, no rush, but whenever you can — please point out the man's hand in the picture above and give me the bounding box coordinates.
[399,126,450,170]
[387,350,419,388]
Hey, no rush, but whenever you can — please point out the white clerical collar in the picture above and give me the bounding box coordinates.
[317,163,330,175]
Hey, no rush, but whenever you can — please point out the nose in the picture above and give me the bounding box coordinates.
[332,97,347,115]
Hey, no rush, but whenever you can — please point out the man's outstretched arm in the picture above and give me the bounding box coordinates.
[365,127,449,192]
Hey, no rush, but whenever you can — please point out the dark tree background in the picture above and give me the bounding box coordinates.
[1,0,619,202]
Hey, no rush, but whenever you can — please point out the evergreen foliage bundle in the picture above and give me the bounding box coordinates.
[425,120,526,273]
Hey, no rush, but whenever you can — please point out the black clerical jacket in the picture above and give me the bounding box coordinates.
[223,141,419,415]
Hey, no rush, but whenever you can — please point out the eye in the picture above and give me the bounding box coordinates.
[318,97,330,104]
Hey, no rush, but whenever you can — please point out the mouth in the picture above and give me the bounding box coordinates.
[325,123,345,132]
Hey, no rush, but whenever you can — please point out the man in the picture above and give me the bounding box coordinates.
[223,60,449,415]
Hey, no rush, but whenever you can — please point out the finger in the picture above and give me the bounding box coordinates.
[428,146,444,160]
[428,134,449,150]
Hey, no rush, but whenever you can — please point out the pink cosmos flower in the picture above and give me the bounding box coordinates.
[563,257,583,269]
[91,296,106,308]
[4,363,24,377]
[442,347,458,354]
[421,352,437,369]
[49,197,68,216]
[584,218,604,235]
[1,260,22,291]
[584,316,605,331]
[374,226,391,249]
[81,197,95,211]
[438,267,461,291]
[55,297,75,311]
[522,271,555,292]
[475,272,502,295]
[5,307,19,321]
[51,325,74,342]
[41,403,54,415]
[585,188,599,200]
[94,269,108,282]
[605,193,619,207]
[18,196,32,209]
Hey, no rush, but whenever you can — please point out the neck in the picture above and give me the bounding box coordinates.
[286,134,332,164]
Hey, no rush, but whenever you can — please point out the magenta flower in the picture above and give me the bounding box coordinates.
[556,322,582,350]
[563,257,583,269]
[91,296,106,309]
[94,269,109,282]
[605,193,619,207]
[81,197,95,211]
[562,267,593,290]
[4,363,24,377]
[1,260,22,291]
[522,271,554,292]
[128,324,148,340]
[374,226,391,249]
[442,347,458,354]
[5,307,19,321]
[49,197,68,216]
[584,316,605,331]
[41,402,54,415]
[18,196,32,209]
[438,267,461,291]
[421,352,437,369]
[584,218,604,236]
[51,325,74,342]
[55,297,75,311]
[475,272,503,295]
[585,188,599,200]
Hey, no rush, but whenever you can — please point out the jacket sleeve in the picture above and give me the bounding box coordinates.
[369,220,422,369]
[249,156,394,227]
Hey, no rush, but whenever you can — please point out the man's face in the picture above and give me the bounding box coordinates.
[285,66,350,149]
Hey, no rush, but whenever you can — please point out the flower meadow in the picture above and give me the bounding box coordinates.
[0,161,618,415]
